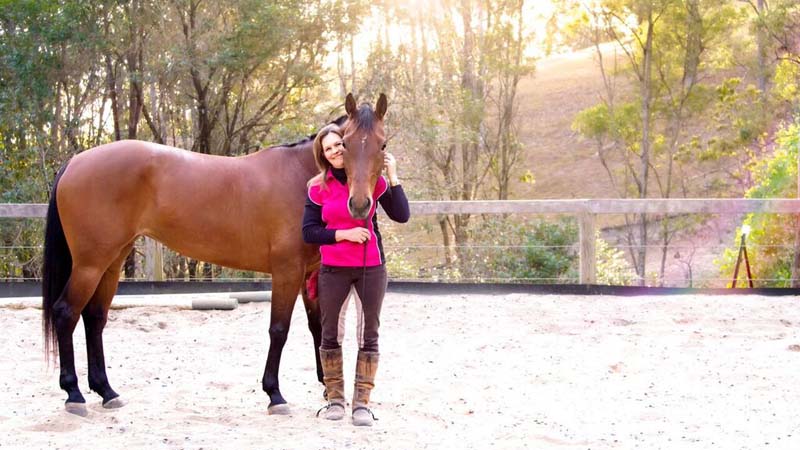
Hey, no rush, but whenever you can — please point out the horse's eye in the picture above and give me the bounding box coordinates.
[381,143,387,151]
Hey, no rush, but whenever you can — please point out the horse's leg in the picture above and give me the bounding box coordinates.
[261,264,303,415]
[53,266,104,416]
[300,273,324,394]
[82,247,130,408]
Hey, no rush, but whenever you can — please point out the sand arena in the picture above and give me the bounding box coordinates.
[1,291,799,449]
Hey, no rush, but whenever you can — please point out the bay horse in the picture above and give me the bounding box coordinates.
[42,93,389,416]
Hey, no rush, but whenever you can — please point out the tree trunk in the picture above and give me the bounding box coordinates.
[496,0,525,200]
[337,36,346,98]
[637,10,655,286]
[792,216,800,287]
[454,1,484,275]
[123,1,144,279]
[193,85,212,154]
[454,214,471,275]
[756,0,769,98]
[350,33,356,93]
[202,262,213,280]
[178,256,187,280]
[22,260,38,280]
[438,216,454,267]
[656,0,702,286]
[181,0,212,154]
[659,218,671,287]
[104,54,121,141]
[188,258,198,280]
[126,1,142,141]
[793,147,800,287]
[124,240,137,280]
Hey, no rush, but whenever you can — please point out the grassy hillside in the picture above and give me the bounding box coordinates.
[490,45,747,286]
[513,45,623,199]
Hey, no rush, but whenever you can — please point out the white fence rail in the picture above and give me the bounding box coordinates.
[4,199,800,284]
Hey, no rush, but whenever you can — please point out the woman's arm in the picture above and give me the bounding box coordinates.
[378,185,410,223]
[303,195,372,244]
[379,152,410,223]
[302,196,337,244]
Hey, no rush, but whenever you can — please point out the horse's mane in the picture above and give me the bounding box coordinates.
[275,115,348,149]
[353,104,376,131]
[271,102,376,150]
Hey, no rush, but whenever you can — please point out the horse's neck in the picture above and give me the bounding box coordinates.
[253,142,317,177]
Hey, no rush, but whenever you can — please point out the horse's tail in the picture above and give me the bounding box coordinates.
[42,162,72,363]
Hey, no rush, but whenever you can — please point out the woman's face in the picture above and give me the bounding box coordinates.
[322,132,345,169]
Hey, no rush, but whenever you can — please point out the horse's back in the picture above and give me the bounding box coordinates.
[57,139,316,273]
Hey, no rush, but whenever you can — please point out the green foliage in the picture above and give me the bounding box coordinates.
[383,231,418,280]
[570,0,750,208]
[479,217,579,283]
[0,0,362,279]
[773,60,800,107]
[424,216,635,285]
[688,76,773,197]
[0,219,43,281]
[572,101,641,148]
[572,103,610,140]
[717,122,800,286]
[0,0,87,200]
[519,169,536,186]
[596,233,637,285]
[747,127,798,199]
[573,98,643,197]
[384,216,585,283]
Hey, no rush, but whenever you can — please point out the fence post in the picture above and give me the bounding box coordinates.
[579,212,596,284]
[144,237,165,282]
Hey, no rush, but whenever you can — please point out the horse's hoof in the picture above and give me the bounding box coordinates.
[267,403,291,415]
[103,397,126,409]
[65,402,88,417]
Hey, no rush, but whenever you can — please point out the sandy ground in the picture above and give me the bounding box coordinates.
[1,292,800,449]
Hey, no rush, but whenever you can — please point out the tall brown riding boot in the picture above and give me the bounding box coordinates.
[317,347,345,420]
[352,350,379,426]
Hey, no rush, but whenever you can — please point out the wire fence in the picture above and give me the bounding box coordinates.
[3,199,800,288]
[0,231,783,286]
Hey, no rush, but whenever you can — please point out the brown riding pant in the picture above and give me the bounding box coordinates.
[318,264,387,353]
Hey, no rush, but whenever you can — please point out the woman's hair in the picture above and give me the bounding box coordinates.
[308,123,344,189]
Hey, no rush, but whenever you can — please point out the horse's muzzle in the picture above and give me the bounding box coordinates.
[348,196,372,220]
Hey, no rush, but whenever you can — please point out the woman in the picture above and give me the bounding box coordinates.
[302,123,410,426]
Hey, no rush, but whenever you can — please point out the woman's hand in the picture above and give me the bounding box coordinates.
[384,153,400,186]
[335,227,370,243]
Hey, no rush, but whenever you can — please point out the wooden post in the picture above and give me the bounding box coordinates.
[579,212,596,284]
[144,237,164,282]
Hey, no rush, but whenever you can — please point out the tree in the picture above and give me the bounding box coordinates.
[484,0,536,200]
[571,0,739,285]
[729,0,800,286]
[0,0,355,280]
[360,0,535,275]
[718,122,800,287]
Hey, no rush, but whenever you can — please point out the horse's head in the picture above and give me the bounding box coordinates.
[341,92,388,220]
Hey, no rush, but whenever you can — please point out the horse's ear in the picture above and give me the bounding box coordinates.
[376,93,388,120]
[345,93,357,117]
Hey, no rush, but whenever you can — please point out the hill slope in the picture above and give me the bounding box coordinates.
[510,46,743,286]
[514,45,622,199]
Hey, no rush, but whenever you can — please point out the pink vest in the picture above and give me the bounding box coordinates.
[308,172,389,267]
